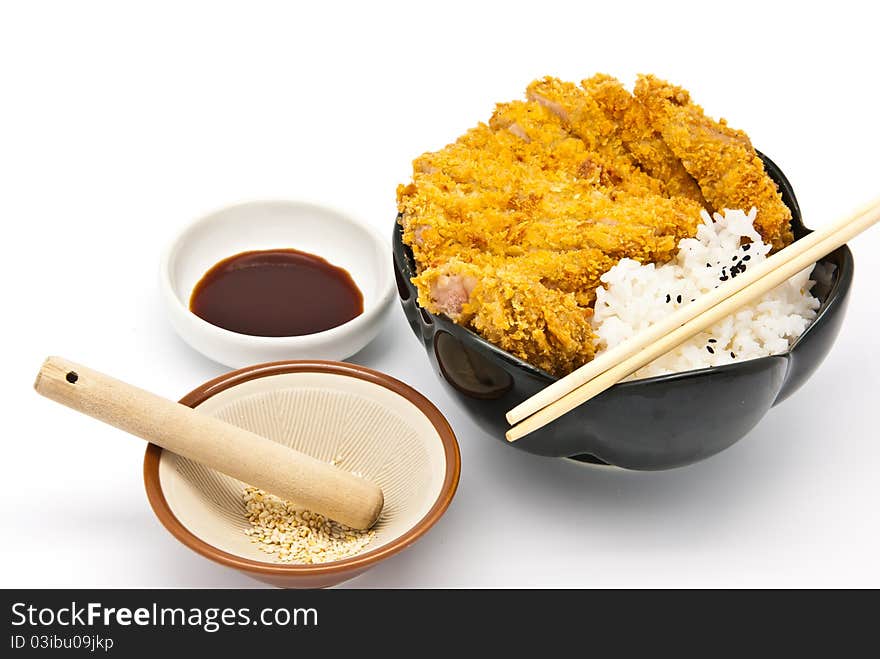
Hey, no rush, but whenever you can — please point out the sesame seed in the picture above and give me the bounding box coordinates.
[665,293,671,303]
[732,255,738,261]
[676,295,682,303]
[708,338,717,343]
[730,352,736,358]
[742,243,751,251]
[242,469,375,564]
[743,254,751,261]
[706,346,715,354]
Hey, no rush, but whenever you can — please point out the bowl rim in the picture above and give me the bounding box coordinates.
[397,239,852,390]
[143,360,461,578]
[159,199,397,350]
[392,153,854,389]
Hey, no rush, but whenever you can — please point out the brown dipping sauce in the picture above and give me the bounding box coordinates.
[190,248,363,337]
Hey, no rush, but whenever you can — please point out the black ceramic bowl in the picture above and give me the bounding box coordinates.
[393,155,854,470]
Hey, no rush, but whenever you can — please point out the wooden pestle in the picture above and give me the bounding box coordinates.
[34,356,384,530]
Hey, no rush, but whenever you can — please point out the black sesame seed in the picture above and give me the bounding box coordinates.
[666,294,671,303]
[676,295,682,303]
[732,255,738,261]
[731,270,738,278]
[706,346,715,354]
[719,275,729,281]
[708,338,717,343]
[730,352,736,358]
[743,254,751,261]
[706,263,711,268]
[742,244,751,251]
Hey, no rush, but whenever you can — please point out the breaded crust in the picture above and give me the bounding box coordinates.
[635,74,793,250]
[398,74,794,375]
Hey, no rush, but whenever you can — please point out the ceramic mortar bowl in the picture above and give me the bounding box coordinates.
[392,154,854,470]
[160,200,396,368]
[144,361,460,588]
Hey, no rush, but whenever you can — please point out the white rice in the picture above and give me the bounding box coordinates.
[591,208,822,380]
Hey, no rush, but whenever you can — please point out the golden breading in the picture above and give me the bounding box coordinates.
[398,111,703,270]
[634,74,793,250]
[524,190,701,255]
[489,100,609,187]
[582,74,708,206]
[469,277,597,377]
[526,76,665,197]
[414,254,600,375]
[398,74,794,376]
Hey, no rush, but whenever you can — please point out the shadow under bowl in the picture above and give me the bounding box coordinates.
[144,361,460,588]
[392,154,854,470]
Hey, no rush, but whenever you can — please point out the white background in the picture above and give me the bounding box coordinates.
[2,1,878,588]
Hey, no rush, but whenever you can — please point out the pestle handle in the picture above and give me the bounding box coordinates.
[34,356,384,530]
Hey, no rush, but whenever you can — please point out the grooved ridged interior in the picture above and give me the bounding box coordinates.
[158,372,448,564]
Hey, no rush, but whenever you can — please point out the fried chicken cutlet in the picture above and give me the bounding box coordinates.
[526,76,665,198]
[398,74,794,376]
[635,74,793,250]
[582,74,708,206]
[414,252,605,375]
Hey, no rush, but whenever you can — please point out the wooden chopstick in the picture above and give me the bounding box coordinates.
[506,199,880,443]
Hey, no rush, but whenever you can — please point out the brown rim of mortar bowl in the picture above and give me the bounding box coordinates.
[143,360,461,580]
